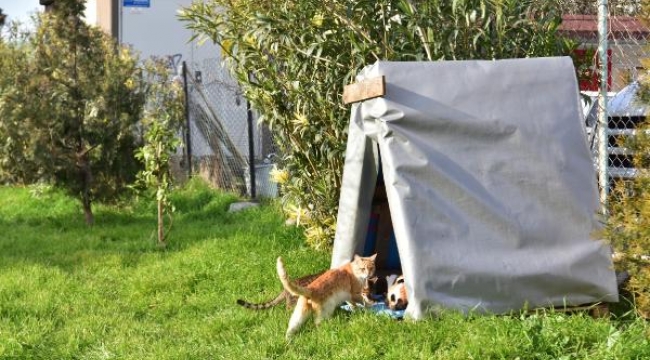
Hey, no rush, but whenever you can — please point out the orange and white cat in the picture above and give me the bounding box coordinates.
[276,254,377,339]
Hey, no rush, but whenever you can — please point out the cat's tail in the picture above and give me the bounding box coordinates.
[236,292,285,310]
[277,257,312,298]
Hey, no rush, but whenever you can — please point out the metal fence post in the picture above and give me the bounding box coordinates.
[182,61,193,178]
[246,98,256,200]
[597,0,609,216]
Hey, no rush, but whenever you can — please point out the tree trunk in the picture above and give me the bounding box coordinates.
[79,151,94,226]
[157,198,165,247]
[82,195,94,225]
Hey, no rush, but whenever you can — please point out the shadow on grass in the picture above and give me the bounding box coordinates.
[0,182,288,274]
[607,288,644,320]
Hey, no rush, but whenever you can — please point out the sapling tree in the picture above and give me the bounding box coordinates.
[134,60,185,247]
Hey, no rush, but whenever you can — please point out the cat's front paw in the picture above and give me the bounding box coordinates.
[362,297,377,306]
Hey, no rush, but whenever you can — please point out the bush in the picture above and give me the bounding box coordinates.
[180,0,574,248]
[607,119,650,318]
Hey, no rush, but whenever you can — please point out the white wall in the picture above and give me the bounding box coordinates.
[118,1,256,164]
[84,0,98,24]
[119,0,220,66]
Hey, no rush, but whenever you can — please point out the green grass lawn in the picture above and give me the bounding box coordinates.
[0,181,648,359]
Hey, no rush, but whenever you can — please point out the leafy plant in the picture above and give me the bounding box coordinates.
[606,120,650,318]
[604,5,650,318]
[180,0,575,248]
[134,59,185,247]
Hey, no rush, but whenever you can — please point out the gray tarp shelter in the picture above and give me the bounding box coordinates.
[331,57,619,319]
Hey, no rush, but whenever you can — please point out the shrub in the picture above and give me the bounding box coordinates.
[180,0,574,248]
[607,118,650,318]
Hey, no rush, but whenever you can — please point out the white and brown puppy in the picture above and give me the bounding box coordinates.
[386,275,408,310]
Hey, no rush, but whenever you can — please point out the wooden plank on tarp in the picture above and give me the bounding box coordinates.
[343,76,386,104]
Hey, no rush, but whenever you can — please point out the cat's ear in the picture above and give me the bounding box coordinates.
[368,253,377,261]
[353,254,360,261]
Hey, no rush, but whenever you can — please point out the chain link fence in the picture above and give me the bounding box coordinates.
[173,57,279,199]
[559,1,649,211]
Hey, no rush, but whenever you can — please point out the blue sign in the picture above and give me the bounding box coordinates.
[123,0,150,7]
